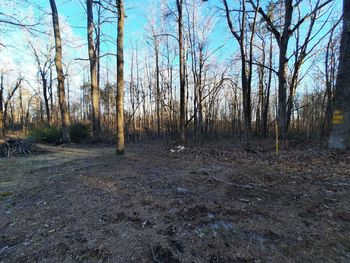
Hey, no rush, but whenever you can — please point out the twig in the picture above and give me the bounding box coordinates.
[147,242,161,263]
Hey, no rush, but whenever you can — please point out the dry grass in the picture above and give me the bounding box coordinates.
[0,141,349,262]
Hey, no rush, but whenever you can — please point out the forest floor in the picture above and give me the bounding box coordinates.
[0,139,349,262]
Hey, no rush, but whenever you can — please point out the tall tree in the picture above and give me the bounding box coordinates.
[116,0,125,154]
[28,40,53,125]
[185,0,213,141]
[223,0,258,145]
[154,34,161,136]
[3,78,22,130]
[328,0,350,149]
[249,0,333,148]
[177,0,186,142]
[49,0,70,143]
[320,29,338,144]
[0,73,4,139]
[87,0,101,141]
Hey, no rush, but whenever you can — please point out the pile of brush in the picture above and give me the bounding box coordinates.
[0,139,44,157]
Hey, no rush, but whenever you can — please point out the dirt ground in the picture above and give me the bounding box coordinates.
[0,139,349,262]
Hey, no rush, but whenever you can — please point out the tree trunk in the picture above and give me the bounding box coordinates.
[116,0,125,154]
[49,66,54,124]
[197,48,204,141]
[328,0,350,149]
[177,0,186,143]
[87,0,100,141]
[262,35,272,138]
[223,0,254,145]
[155,36,161,136]
[130,47,135,133]
[321,33,336,143]
[277,36,290,149]
[0,74,3,138]
[257,63,264,135]
[42,74,50,124]
[49,0,70,143]
[198,60,203,141]
[9,102,14,130]
[19,85,24,130]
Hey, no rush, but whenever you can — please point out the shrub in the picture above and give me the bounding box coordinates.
[28,125,62,143]
[69,123,91,143]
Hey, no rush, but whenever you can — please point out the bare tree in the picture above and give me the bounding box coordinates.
[49,0,70,143]
[0,0,343,148]
[28,40,54,125]
[3,78,22,129]
[185,0,216,141]
[87,0,101,141]
[249,0,333,148]
[320,28,339,144]
[176,0,186,142]
[0,74,22,137]
[154,34,161,136]
[222,0,258,145]
[116,0,125,154]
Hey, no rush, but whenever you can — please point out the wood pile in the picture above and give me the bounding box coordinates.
[0,139,44,158]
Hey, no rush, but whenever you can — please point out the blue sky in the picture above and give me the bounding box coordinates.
[34,0,150,52]
[31,0,232,87]
[30,0,230,56]
[0,0,343,98]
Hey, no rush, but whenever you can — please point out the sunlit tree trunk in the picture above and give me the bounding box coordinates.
[87,0,100,141]
[116,0,125,154]
[49,0,70,143]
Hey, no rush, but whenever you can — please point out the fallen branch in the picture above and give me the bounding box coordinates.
[0,139,44,157]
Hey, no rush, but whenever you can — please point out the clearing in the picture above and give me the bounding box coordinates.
[0,140,349,262]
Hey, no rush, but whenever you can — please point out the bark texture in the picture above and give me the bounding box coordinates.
[328,0,350,149]
[87,0,100,140]
[49,0,70,143]
[177,0,186,143]
[116,0,125,154]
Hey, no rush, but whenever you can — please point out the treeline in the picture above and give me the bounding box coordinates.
[0,0,348,151]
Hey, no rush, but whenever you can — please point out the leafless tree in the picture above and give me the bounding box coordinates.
[223,0,259,145]
[49,0,70,143]
[249,0,333,148]
[87,0,101,141]
[116,0,125,154]
[28,40,54,124]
